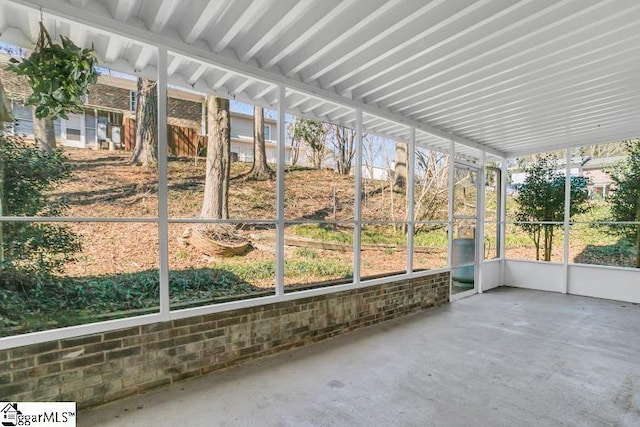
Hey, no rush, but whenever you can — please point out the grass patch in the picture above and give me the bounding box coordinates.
[290,224,352,243]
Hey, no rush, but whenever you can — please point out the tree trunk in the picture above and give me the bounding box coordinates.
[290,133,299,166]
[393,141,408,192]
[130,78,158,168]
[334,126,355,175]
[533,226,541,261]
[544,226,554,262]
[33,112,56,152]
[249,106,272,180]
[200,95,230,220]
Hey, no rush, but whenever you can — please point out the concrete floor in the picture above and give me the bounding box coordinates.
[80,287,640,427]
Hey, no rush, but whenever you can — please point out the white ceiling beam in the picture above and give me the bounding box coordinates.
[465,100,640,142]
[313,104,343,118]
[109,0,138,22]
[433,71,640,134]
[493,110,640,146]
[496,117,640,156]
[341,0,542,97]
[254,85,275,100]
[68,17,88,47]
[103,36,123,62]
[283,0,398,78]
[7,0,503,158]
[448,89,640,141]
[212,71,234,90]
[506,127,640,158]
[261,0,354,70]
[303,0,447,84]
[229,78,254,96]
[182,0,231,44]
[187,63,209,85]
[68,0,89,7]
[288,95,312,110]
[167,55,182,76]
[365,0,586,105]
[410,35,640,124]
[299,98,327,114]
[327,109,355,123]
[211,0,272,53]
[145,0,178,33]
[414,48,640,126]
[238,0,314,63]
[24,9,39,42]
[389,5,640,116]
[366,0,624,108]
[134,46,155,71]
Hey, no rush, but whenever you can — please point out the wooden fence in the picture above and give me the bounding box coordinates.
[123,118,207,157]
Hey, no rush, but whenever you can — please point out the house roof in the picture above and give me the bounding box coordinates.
[582,155,625,169]
[1,0,639,159]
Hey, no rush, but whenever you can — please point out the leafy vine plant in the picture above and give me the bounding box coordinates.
[7,20,98,119]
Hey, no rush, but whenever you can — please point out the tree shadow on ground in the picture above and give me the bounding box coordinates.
[66,155,129,171]
[573,237,636,268]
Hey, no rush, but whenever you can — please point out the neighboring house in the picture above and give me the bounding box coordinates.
[509,157,587,186]
[0,53,292,164]
[361,164,390,181]
[581,156,623,198]
[509,155,622,198]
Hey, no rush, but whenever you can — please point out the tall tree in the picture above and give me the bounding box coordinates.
[329,124,356,175]
[200,95,230,219]
[249,105,272,180]
[129,78,158,167]
[514,155,589,261]
[32,114,56,152]
[607,139,640,268]
[393,141,408,192]
[291,117,327,169]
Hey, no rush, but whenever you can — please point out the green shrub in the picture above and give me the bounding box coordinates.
[0,132,81,283]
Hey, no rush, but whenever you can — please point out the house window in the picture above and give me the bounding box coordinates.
[264,124,271,141]
[129,91,136,111]
[11,102,33,136]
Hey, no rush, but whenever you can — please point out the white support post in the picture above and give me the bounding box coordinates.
[157,46,170,318]
[353,110,363,284]
[275,85,286,296]
[499,157,508,287]
[477,150,486,293]
[448,141,455,298]
[563,149,571,294]
[406,127,416,274]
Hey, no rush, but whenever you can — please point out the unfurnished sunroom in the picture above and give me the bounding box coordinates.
[0,0,639,424]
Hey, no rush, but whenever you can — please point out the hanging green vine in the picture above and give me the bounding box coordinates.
[7,21,98,119]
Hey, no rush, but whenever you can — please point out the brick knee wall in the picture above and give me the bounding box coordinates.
[0,272,449,408]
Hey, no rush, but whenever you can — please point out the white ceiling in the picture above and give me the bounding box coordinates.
[1,0,640,158]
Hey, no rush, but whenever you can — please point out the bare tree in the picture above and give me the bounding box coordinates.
[328,124,356,175]
[33,113,56,152]
[393,140,408,192]
[200,95,230,219]
[129,78,158,168]
[249,105,272,180]
[414,149,450,231]
[362,134,383,181]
